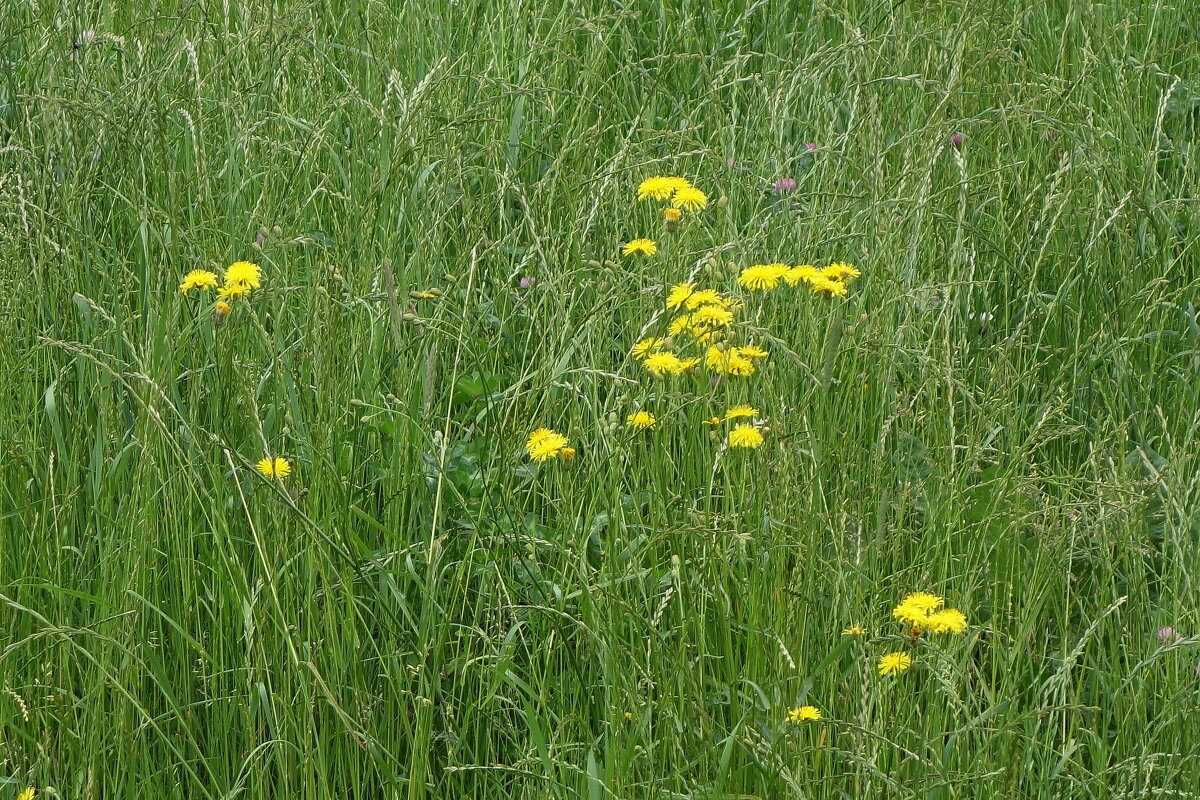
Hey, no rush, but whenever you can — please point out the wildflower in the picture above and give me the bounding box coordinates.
[678,357,701,371]
[786,705,821,723]
[1158,626,1182,645]
[950,132,964,149]
[638,176,692,201]
[527,428,569,462]
[663,207,682,231]
[724,404,759,420]
[217,283,251,302]
[214,300,232,325]
[773,177,797,194]
[622,238,657,257]
[805,142,818,151]
[733,345,768,359]
[224,260,262,290]
[179,269,218,294]
[738,263,788,291]
[809,276,848,298]
[784,265,820,286]
[671,186,707,212]
[925,608,968,634]
[668,314,693,336]
[842,625,867,636]
[410,290,438,300]
[878,651,913,676]
[705,346,728,372]
[560,446,576,466]
[626,411,656,430]
[728,424,764,449]
[725,355,755,377]
[519,276,537,289]
[17,789,35,800]
[704,416,724,427]
[667,282,696,309]
[631,337,665,359]
[821,262,861,283]
[255,456,292,480]
[684,289,724,309]
[643,351,686,376]
[893,592,944,626]
[692,304,734,328]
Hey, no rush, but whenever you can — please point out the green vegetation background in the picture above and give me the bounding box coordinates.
[2,0,1199,797]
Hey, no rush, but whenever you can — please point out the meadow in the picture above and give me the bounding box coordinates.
[2,1,1200,797]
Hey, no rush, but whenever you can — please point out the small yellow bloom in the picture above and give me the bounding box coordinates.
[667,314,693,336]
[809,275,848,298]
[892,592,944,627]
[663,207,682,229]
[684,289,723,309]
[667,282,696,309]
[733,345,768,359]
[643,351,686,375]
[822,262,861,283]
[925,608,968,634]
[631,337,665,358]
[626,411,656,430]
[786,705,822,724]
[728,424,764,448]
[622,238,657,257]
[738,263,789,291]
[224,260,262,289]
[17,788,35,800]
[724,404,759,420]
[692,304,734,328]
[638,176,691,202]
[217,283,251,302]
[842,625,867,636]
[256,456,292,480]
[671,186,707,212]
[179,269,219,294]
[725,355,755,377]
[704,416,724,427]
[678,357,700,371]
[878,651,913,676]
[560,446,576,466]
[527,428,569,462]
[784,264,820,287]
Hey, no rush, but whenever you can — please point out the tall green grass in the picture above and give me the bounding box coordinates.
[2,0,1199,797]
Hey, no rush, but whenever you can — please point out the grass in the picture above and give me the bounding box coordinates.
[2,0,1199,797]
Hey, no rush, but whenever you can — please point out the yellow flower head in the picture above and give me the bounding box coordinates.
[638,176,691,201]
[671,186,708,212]
[643,351,686,375]
[692,304,734,328]
[216,283,251,302]
[224,260,262,290]
[724,404,759,420]
[728,424,764,449]
[892,592,945,627]
[705,345,729,372]
[842,625,867,636]
[684,288,723,309]
[667,314,693,336]
[17,788,36,800]
[725,355,756,377]
[733,345,768,359]
[663,207,683,228]
[179,269,219,294]
[786,705,822,723]
[784,264,820,287]
[560,446,576,466]
[626,411,656,430]
[526,428,569,462]
[878,651,913,676]
[822,262,861,283]
[925,608,968,634]
[809,275,848,298]
[678,357,701,371]
[256,456,292,480]
[623,238,657,257]
[667,282,696,309]
[704,416,724,427]
[738,263,788,291]
[631,337,666,359]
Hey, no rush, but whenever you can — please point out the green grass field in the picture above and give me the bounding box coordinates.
[3,1,1200,797]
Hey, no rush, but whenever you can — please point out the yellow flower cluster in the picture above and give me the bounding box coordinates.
[179,260,264,319]
[739,261,860,299]
[526,428,572,463]
[256,456,292,480]
[636,176,708,212]
[786,705,821,724]
[626,411,656,430]
[892,592,969,634]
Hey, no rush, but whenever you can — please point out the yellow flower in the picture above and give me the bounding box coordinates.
[560,446,576,466]
[738,263,789,291]
[663,207,682,229]
[671,186,708,212]
[784,264,820,287]
[526,428,569,462]
[724,404,759,420]
[224,260,262,289]
[216,283,251,302]
[892,592,944,626]
[725,355,755,377]
[643,351,686,375]
[822,262,861,283]
[622,238,657,257]
[179,269,218,294]
[631,337,665,358]
[925,608,968,634]
[809,275,848,298]
[786,705,822,723]
[17,789,35,800]
[256,456,292,480]
[704,416,724,427]
[842,625,867,636]
[692,304,734,328]
[667,314,693,336]
[638,176,691,201]
[667,282,696,309]
[877,651,913,676]
[684,288,723,309]
[678,357,701,371]
[728,424,764,448]
[705,346,728,372]
[626,411,656,430]
[733,345,768,359]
